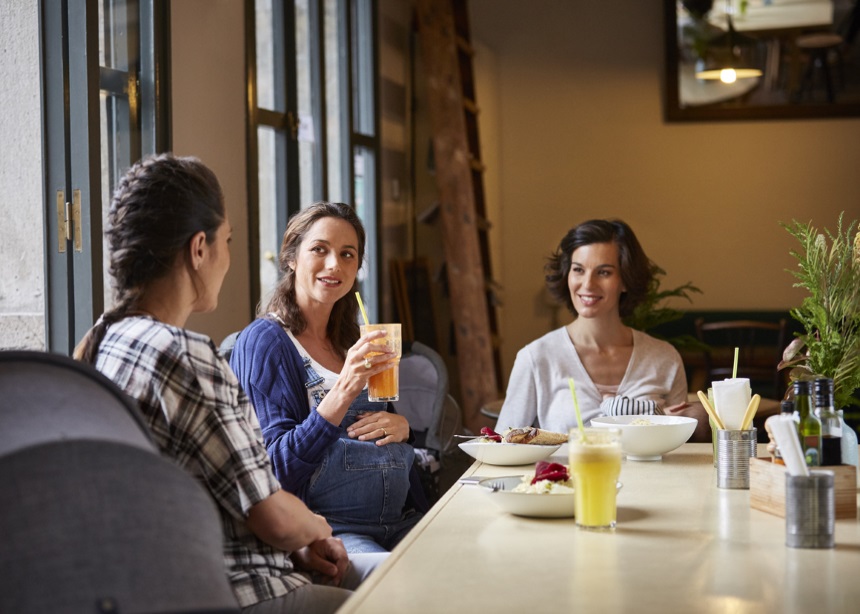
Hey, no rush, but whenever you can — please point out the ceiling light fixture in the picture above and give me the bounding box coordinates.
[695,2,763,83]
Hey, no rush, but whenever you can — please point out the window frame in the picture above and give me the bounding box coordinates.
[39,0,169,353]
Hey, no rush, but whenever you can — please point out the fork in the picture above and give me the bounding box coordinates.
[484,479,509,492]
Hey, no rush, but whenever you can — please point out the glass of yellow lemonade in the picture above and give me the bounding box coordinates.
[569,427,622,530]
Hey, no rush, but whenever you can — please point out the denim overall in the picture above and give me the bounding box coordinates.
[302,357,421,553]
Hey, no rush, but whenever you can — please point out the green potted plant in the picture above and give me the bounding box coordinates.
[778,213,860,420]
[623,264,704,353]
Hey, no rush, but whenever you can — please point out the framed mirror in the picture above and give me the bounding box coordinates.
[664,0,860,121]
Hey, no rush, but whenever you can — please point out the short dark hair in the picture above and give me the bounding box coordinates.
[263,202,366,356]
[544,219,653,318]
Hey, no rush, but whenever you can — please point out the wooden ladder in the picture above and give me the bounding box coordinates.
[416,0,502,433]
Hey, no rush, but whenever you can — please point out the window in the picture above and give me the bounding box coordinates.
[248,0,300,310]
[98,0,171,309]
[248,0,380,320]
[40,0,168,353]
[350,0,379,318]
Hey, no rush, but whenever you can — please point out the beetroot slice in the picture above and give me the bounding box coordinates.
[479,426,502,442]
[531,461,569,484]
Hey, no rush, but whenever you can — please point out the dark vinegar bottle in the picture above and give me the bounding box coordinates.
[814,377,842,466]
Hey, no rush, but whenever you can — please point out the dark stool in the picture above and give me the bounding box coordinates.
[794,33,844,103]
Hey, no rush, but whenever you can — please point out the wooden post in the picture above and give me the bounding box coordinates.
[415,0,498,433]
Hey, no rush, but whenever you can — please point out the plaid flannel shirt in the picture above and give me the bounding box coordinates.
[96,316,309,608]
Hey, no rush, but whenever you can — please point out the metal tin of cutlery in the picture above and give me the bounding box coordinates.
[785,470,835,549]
[716,428,756,489]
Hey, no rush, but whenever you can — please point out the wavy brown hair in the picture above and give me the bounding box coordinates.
[262,202,366,357]
[74,153,225,364]
[544,219,653,318]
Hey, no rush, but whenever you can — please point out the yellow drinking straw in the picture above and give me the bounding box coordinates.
[732,347,739,379]
[568,377,585,435]
[355,291,370,326]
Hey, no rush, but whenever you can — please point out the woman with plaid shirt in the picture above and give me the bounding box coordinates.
[75,154,382,613]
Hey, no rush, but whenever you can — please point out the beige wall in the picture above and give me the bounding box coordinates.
[171,0,251,346]
[470,0,860,379]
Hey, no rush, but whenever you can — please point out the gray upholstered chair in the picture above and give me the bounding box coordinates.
[393,340,460,455]
[219,331,241,362]
[0,350,155,457]
[0,439,239,613]
[0,351,239,612]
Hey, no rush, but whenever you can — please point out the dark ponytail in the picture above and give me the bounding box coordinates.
[74,153,224,363]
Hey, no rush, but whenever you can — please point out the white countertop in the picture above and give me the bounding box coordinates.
[338,443,860,613]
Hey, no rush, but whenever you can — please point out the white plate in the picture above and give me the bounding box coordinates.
[458,440,561,466]
[478,476,622,518]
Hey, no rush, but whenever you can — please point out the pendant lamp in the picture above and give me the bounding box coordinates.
[695,3,763,83]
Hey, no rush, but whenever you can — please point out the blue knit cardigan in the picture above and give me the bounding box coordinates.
[229,318,428,511]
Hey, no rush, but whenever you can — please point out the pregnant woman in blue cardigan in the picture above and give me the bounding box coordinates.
[230,202,425,554]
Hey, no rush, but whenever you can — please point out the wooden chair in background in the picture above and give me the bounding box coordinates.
[694,318,789,400]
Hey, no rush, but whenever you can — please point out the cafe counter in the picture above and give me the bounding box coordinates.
[338,444,860,614]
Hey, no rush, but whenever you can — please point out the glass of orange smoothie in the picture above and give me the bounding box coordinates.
[569,427,622,530]
[360,323,402,402]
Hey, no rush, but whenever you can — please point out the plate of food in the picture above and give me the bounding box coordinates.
[478,462,622,518]
[458,427,567,466]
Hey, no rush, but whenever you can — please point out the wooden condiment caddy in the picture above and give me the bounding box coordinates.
[749,457,858,519]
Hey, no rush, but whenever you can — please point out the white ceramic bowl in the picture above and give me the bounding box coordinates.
[589,415,697,461]
[458,441,561,466]
[478,476,623,518]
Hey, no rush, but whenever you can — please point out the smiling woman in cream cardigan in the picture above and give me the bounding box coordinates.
[496,219,709,442]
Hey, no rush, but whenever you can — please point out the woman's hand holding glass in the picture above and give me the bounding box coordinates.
[347,411,409,445]
[316,329,398,427]
[338,329,397,395]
